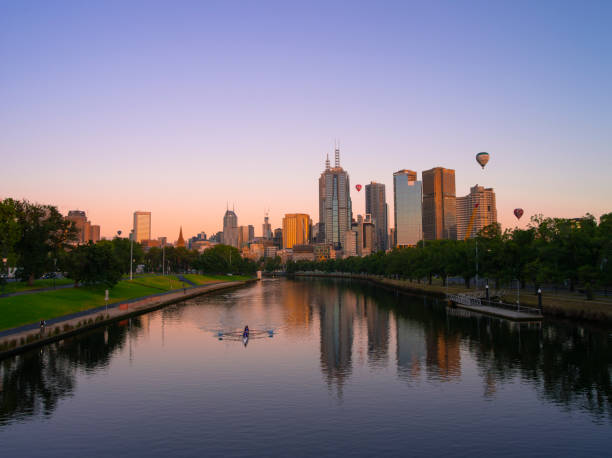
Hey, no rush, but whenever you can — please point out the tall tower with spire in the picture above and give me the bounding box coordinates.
[318,144,352,249]
[176,226,185,248]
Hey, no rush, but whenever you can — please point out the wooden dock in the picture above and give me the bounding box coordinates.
[446,294,543,321]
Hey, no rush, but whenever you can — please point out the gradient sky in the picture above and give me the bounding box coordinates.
[2,0,611,241]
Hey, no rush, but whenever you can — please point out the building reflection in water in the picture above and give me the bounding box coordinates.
[318,285,355,398]
[280,280,313,336]
[425,331,461,380]
[365,296,389,368]
[396,316,426,381]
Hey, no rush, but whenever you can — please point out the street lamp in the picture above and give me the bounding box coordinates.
[130,230,134,281]
[1,258,7,295]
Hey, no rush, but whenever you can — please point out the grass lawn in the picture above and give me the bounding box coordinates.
[127,275,182,291]
[1,278,74,294]
[0,274,253,331]
[0,281,167,331]
[183,274,254,284]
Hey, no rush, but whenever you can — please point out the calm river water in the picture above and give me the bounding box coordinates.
[1,278,611,457]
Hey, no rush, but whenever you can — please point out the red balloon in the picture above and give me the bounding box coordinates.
[514,208,524,220]
[355,184,362,192]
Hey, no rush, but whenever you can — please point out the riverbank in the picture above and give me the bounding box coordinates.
[295,272,612,323]
[0,277,258,358]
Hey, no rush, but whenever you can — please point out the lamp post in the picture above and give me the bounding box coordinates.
[475,239,479,290]
[130,230,134,281]
[53,258,57,289]
[1,257,7,295]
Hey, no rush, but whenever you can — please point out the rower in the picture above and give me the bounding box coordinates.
[243,325,249,338]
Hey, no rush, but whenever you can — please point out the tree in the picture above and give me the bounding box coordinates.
[64,241,123,288]
[0,198,21,289]
[195,245,242,274]
[264,256,282,272]
[111,237,144,275]
[14,201,76,285]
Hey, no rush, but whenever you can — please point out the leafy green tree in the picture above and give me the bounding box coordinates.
[111,237,144,275]
[0,198,21,290]
[264,256,282,272]
[195,245,242,274]
[64,241,122,288]
[14,201,76,285]
[144,246,163,272]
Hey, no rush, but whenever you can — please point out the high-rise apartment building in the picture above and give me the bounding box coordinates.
[223,207,239,247]
[133,211,151,243]
[422,167,457,240]
[237,225,254,248]
[89,225,100,243]
[456,185,498,240]
[66,210,90,244]
[365,182,388,251]
[262,213,272,239]
[318,147,352,249]
[343,229,358,257]
[393,170,422,247]
[67,210,101,244]
[282,213,311,249]
[355,214,375,256]
[273,228,283,249]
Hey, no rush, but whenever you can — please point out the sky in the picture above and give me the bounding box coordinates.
[1,0,611,241]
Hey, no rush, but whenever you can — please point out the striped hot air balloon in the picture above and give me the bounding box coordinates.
[476,152,490,169]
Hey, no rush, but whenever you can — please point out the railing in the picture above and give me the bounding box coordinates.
[446,293,542,315]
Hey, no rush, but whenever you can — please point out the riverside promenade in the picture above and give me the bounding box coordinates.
[294,272,612,323]
[0,279,258,358]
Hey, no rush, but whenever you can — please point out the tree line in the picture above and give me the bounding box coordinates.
[285,213,612,299]
[0,199,256,290]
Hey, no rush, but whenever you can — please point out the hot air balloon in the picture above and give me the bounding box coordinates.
[355,184,362,192]
[514,208,524,220]
[476,152,490,169]
[117,230,122,236]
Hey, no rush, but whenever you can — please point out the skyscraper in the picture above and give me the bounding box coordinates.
[365,182,388,251]
[282,213,311,249]
[318,146,352,249]
[393,170,422,247]
[223,207,239,247]
[262,213,272,239]
[355,214,375,256]
[456,185,498,240]
[89,225,100,243]
[422,167,457,240]
[237,225,254,248]
[66,210,91,244]
[133,211,151,243]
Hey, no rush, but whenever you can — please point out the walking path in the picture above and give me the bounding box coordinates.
[0,283,74,298]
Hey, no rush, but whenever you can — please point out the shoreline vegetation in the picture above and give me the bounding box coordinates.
[293,272,612,323]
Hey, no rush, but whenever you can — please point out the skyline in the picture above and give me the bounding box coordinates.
[2,1,611,239]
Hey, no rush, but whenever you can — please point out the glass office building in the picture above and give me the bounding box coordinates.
[393,170,422,247]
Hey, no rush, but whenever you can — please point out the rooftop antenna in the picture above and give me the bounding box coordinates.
[334,140,340,168]
[325,153,330,170]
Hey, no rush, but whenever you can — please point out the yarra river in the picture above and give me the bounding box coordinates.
[1,278,611,457]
